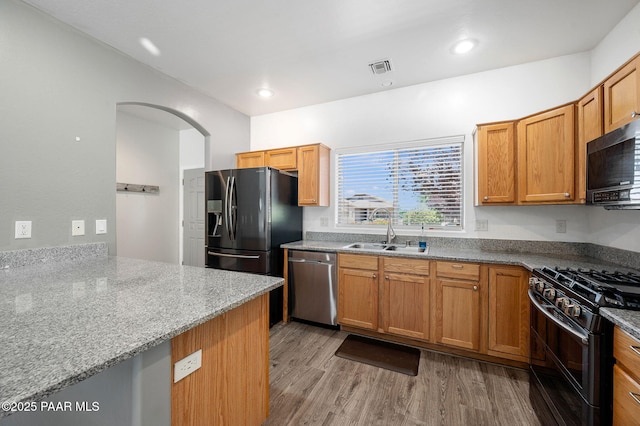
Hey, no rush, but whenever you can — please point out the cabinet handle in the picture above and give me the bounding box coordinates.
[629,345,640,357]
[483,196,489,201]
[630,392,640,405]
[451,264,464,269]
[473,285,478,291]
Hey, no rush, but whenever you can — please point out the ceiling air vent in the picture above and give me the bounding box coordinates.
[369,59,392,75]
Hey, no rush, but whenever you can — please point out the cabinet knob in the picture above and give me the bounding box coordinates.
[564,192,570,198]
[385,275,389,280]
[483,196,489,201]
[372,274,377,279]
[473,285,478,291]
[632,111,638,118]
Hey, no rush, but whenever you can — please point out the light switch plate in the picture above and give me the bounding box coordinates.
[72,220,85,236]
[95,219,107,235]
[15,221,32,239]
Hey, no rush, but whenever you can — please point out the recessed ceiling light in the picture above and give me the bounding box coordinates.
[381,80,393,87]
[257,88,274,98]
[139,37,161,56]
[452,39,477,55]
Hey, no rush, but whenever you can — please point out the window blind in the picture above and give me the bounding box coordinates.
[336,139,463,229]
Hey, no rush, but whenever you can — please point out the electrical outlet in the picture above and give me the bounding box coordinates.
[174,349,202,383]
[556,219,567,233]
[475,219,488,232]
[72,220,85,236]
[15,221,32,239]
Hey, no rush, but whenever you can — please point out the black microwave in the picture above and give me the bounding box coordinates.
[586,119,640,209]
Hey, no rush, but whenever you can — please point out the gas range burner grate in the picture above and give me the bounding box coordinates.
[537,266,640,310]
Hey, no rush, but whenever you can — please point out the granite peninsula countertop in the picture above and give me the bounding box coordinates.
[0,256,283,415]
[282,239,640,339]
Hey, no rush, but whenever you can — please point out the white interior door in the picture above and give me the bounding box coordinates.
[183,168,205,267]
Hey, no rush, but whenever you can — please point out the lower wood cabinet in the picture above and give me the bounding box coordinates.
[382,257,430,341]
[487,266,530,362]
[338,254,379,330]
[613,326,640,425]
[434,261,482,351]
[337,254,531,366]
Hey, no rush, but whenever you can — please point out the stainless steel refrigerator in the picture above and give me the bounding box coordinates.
[205,167,303,325]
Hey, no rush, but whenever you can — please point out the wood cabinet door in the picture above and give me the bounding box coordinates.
[476,122,516,204]
[613,364,640,426]
[383,273,430,341]
[434,278,481,351]
[338,267,379,330]
[577,87,603,203]
[236,151,265,169]
[517,104,576,203]
[265,147,297,170]
[487,266,530,361]
[297,144,330,206]
[604,56,640,133]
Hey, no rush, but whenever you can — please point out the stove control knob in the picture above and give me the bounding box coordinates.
[543,288,556,300]
[529,278,545,293]
[564,304,581,318]
[555,297,569,309]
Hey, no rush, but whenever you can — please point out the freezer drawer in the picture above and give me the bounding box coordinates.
[288,250,337,326]
[206,248,272,275]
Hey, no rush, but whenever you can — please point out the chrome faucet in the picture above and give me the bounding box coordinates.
[368,208,396,244]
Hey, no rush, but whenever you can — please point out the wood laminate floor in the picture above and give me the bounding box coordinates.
[264,321,544,426]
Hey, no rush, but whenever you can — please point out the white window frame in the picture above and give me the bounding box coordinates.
[334,135,464,231]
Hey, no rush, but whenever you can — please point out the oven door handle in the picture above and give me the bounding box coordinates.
[528,290,589,345]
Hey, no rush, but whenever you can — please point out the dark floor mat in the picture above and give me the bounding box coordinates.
[334,334,420,376]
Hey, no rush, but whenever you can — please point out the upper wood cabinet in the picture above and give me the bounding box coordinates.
[577,87,603,203]
[517,104,576,204]
[604,55,640,133]
[236,151,265,169]
[265,147,297,171]
[487,266,530,363]
[297,144,330,207]
[236,143,331,206]
[476,121,516,205]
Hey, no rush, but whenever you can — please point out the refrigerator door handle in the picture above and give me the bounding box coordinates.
[224,176,232,240]
[207,251,260,260]
[229,175,237,241]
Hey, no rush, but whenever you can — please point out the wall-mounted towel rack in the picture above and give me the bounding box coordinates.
[116,183,159,194]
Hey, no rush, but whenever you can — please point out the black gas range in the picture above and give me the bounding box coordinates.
[528,266,640,426]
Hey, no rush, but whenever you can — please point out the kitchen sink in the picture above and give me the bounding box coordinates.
[343,242,388,250]
[343,242,429,254]
[384,244,429,254]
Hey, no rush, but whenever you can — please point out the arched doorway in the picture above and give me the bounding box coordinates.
[115,103,209,266]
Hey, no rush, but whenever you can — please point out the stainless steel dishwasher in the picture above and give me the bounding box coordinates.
[288,250,337,326]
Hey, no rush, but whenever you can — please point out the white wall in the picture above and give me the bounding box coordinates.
[251,53,594,244]
[251,3,640,253]
[116,112,180,264]
[0,0,249,253]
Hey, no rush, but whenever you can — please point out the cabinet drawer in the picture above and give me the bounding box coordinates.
[615,327,640,381]
[436,261,480,281]
[614,364,640,425]
[338,254,378,270]
[382,257,430,276]
[265,148,297,170]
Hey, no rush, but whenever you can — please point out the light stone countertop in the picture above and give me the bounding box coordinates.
[0,256,283,415]
[282,239,640,339]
